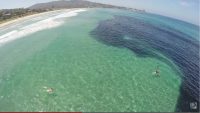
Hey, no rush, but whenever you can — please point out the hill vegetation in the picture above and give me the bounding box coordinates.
[28,0,145,12]
[0,0,145,24]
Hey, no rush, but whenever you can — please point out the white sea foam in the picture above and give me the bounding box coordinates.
[0,9,86,44]
[29,17,44,21]
[0,30,17,40]
[10,24,19,28]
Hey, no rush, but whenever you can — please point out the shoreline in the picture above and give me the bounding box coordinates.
[0,8,81,29]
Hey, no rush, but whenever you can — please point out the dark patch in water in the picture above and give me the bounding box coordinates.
[49,93,58,97]
[152,74,160,78]
[90,15,199,112]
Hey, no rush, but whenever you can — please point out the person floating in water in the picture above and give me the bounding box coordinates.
[44,88,53,92]
[152,70,160,74]
[152,63,160,74]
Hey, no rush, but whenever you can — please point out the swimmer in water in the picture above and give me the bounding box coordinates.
[45,88,53,92]
[152,71,160,74]
[152,63,160,74]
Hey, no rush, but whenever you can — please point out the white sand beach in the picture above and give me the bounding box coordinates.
[0,8,86,44]
[0,8,81,28]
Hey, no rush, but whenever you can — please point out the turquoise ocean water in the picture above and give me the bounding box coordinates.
[0,9,199,112]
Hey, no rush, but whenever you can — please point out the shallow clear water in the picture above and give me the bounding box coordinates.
[0,9,198,112]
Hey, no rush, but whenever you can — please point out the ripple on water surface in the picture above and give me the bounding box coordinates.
[0,9,197,112]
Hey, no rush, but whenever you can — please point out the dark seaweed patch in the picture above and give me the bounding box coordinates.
[90,15,199,112]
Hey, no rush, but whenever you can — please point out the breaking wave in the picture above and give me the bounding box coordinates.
[0,9,86,45]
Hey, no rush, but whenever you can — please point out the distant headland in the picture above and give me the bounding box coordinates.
[0,0,145,25]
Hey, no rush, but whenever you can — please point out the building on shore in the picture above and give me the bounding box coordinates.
[4,13,11,19]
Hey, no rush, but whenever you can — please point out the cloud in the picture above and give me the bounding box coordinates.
[179,1,192,6]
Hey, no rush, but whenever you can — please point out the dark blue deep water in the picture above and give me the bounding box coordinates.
[90,15,199,112]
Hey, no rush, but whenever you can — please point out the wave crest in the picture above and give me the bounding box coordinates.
[0,9,86,45]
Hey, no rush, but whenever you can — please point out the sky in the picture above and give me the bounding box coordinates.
[0,0,199,25]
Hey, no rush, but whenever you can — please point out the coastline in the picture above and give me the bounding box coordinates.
[0,8,81,29]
